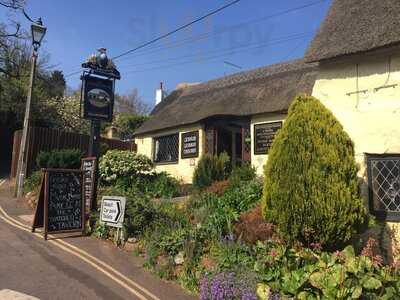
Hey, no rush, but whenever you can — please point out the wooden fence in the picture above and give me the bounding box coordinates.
[10,126,136,178]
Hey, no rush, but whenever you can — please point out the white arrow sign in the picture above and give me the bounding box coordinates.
[100,196,126,228]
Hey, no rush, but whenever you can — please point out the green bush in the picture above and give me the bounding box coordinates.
[193,152,230,190]
[263,95,367,249]
[228,163,256,188]
[99,150,153,183]
[147,172,180,198]
[197,180,263,239]
[36,148,82,169]
[24,170,43,193]
[124,192,157,237]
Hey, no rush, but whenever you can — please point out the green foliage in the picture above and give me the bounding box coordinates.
[263,95,367,249]
[124,193,157,237]
[149,172,180,198]
[99,150,180,198]
[36,148,82,169]
[253,243,400,298]
[195,180,263,239]
[44,93,90,134]
[193,152,230,190]
[99,150,153,183]
[96,185,158,238]
[228,163,257,188]
[24,170,42,193]
[113,113,149,140]
[0,33,69,131]
[210,241,256,272]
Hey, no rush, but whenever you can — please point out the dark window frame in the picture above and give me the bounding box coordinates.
[153,133,179,164]
[366,153,400,222]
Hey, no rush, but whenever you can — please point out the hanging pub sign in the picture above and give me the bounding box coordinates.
[82,75,114,122]
[254,121,283,155]
[181,131,199,159]
[32,169,84,240]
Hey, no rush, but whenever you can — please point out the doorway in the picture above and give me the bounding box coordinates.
[204,117,250,167]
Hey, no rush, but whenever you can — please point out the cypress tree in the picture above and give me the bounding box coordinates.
[262,95,367,249]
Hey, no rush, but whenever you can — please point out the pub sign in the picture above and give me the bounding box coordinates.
[82,74,114,122]
[254,121,282,155]
[181,131,199,159]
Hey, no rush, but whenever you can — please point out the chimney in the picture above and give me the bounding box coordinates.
[155,82,165,105]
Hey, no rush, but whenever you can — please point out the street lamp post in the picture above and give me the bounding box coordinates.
[15,19,46,197]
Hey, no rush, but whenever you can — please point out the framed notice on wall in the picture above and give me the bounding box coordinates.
[254,122,282,155]
[181,131,199,159]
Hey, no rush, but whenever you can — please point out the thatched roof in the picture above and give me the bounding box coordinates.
[305,0,400,62]
[135,59,317,136]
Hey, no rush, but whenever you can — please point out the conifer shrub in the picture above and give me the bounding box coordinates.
[193,152,230,190]
[262,94,367,250]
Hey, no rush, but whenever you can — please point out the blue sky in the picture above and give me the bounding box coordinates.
[1,0,331,108]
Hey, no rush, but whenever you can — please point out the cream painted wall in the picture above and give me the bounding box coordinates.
[312,54,400,189]
[251,114,286,176]
[312,53,400,244]
[135,124,204,184]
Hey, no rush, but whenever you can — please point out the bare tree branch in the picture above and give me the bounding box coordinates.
[0,23,20,38]
[0,0,25,10]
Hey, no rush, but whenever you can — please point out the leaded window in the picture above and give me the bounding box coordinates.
[367,154,400,221]
[153,134,179,163]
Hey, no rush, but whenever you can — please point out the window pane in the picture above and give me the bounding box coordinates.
[368,155,400,219]
[153,134,179,163]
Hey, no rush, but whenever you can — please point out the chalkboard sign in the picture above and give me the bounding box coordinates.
[181,131,199,159]
[81,157,96,214]
[254,122,282,155]
[32,169,84,240]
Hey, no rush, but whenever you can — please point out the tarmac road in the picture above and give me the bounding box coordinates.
[0,179,196,300]
[0,216,138,300]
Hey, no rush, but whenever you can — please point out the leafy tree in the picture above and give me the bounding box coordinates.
[44,92,90,134]
[42,70,66,99]
[112,113,149,140]
[262,95,367,250]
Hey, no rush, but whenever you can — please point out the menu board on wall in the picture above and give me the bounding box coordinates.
[181,131,199,159]
[254,122,282,155]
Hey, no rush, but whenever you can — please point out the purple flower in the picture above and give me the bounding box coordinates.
[199,272,257,300]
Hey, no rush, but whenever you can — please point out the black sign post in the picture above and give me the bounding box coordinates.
[254,122,283,155]
[80,48,120,211]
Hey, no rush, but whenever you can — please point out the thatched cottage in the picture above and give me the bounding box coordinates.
[135,0,400,225]
[134,60,317,182]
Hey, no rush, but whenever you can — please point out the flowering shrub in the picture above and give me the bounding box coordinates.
[200,272,257,300]
[99,150,153,183]
[233,204,275,244]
